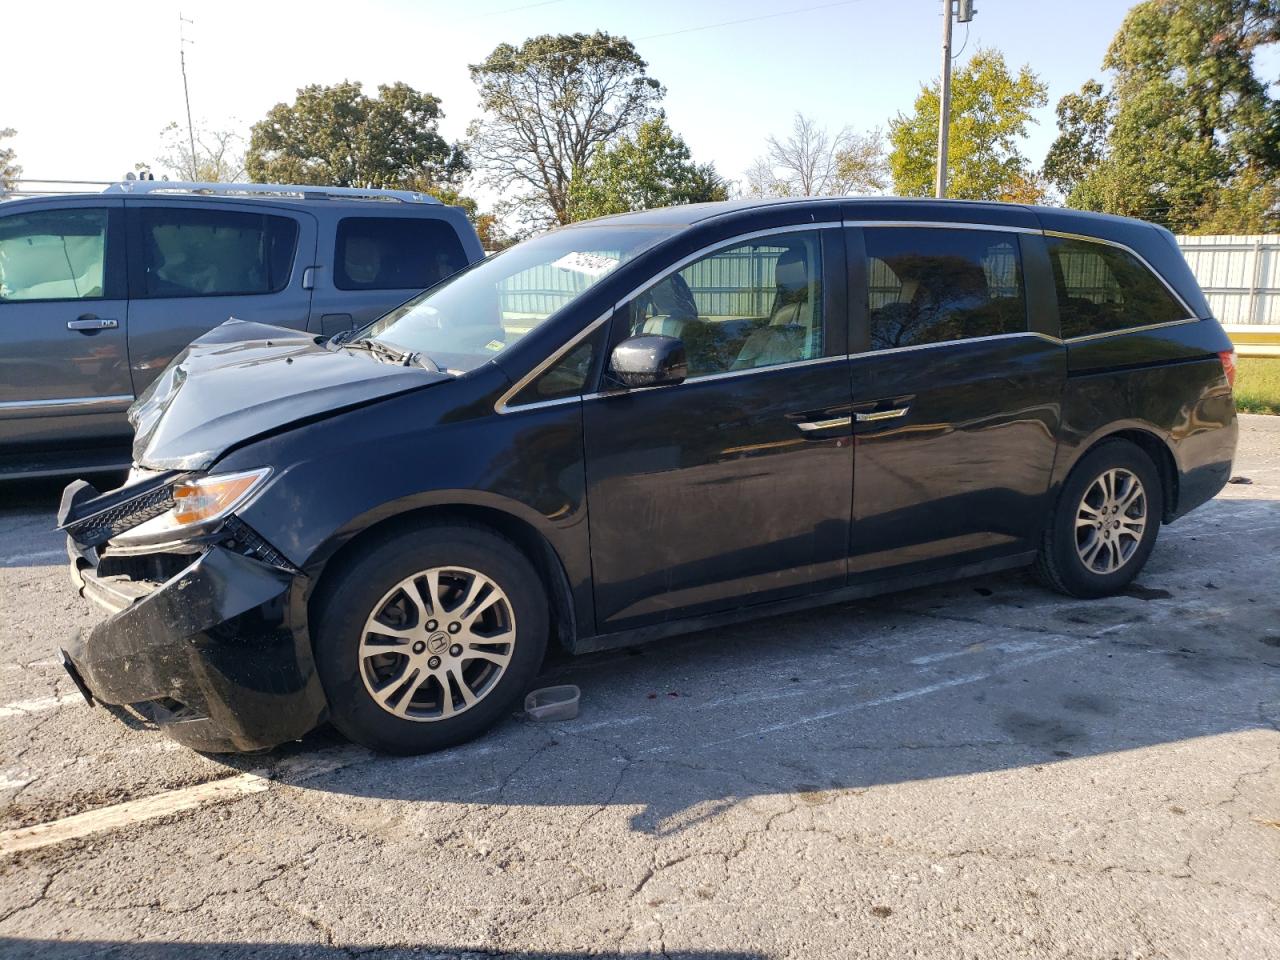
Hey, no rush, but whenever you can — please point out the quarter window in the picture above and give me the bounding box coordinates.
[865,227,1026,350]
[0,209,109,302]
[1047,236,1188,338]
[628,230,825,378]
[334,217,468,291]
[139,208,298,298]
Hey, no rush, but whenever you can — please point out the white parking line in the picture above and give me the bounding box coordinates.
[1,548,65,565]
[0,748,367,857]
[0,692,80,720]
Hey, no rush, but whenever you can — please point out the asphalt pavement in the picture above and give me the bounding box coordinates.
[1,416,1277,959]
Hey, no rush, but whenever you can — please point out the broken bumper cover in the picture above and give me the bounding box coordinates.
[63,541,327,754]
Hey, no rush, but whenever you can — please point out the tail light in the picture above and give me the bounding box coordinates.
[1218,350,1237,389]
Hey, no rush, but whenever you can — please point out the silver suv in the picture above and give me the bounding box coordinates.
[0,181,484,478]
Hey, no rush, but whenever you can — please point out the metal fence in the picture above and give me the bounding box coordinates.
[1176,234,1280,326]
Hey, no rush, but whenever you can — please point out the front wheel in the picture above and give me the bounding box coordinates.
[1035,439,1162,599]
[313,523,549,754]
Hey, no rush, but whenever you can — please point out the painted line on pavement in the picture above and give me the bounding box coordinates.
[0,748,367,857]
[1,548,66,565]
[0,692,81,720]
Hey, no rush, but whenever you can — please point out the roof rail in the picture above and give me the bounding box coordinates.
[101,181,442,204]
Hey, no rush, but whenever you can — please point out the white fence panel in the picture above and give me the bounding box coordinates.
[1176,234,1280,326]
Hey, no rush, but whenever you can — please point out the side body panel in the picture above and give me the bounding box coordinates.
[124,199,319,395]
[0,198,133,451]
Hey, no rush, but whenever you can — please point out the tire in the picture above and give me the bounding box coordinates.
[313,522,548,754]
[1034,439,1163,599]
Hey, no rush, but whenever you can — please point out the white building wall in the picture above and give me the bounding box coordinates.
[1176,235,1280,325]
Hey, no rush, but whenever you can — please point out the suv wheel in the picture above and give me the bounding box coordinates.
[1035,439,1162,599]
[314,523,548,754]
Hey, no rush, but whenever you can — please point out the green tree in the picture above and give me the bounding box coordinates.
[469,32,664,227]
[1,128,20,191]
[246,81,467,190]
[567,114,727,220]
[888,48,1048,200]
[1046,0,1280,233]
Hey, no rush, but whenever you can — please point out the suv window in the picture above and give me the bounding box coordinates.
[139,208,298,298]
[0,209,109,302]
[1046,236,1189,339]
[865,227,1026,350]
[335,217,468,292]
[627,230,825,378]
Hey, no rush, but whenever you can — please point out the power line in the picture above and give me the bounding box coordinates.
[463,0,567,22]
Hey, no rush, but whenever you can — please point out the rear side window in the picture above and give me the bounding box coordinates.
[0,209,110,302]
[334,217,468,291]
[139,208,298,298]
[1047,236,1190,339]
[865,227,1026,350]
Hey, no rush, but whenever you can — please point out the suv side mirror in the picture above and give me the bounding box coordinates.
[608,334,688,389]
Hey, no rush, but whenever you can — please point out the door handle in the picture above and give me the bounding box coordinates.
[67,316,118,332]
[854,406,910,423]
[795,416,853,432]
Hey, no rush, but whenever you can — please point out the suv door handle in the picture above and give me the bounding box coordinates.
[66,316,118,332]
[795,415,853,432]
[854,406,910,423]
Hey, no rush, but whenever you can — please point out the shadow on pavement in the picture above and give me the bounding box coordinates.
[0,940,762,959]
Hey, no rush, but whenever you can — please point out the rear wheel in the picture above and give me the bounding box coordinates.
[313,523,548,754]
[1035,439,1162,598]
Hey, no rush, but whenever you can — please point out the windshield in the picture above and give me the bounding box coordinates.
[360,224,677,373]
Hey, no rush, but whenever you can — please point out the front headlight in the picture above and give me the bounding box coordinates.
[112,468,272,546]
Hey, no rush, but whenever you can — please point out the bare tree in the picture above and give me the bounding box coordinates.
[0,128,20,191]
[468,32,664,227]
[155,121,246,182]
[746,113,887,198]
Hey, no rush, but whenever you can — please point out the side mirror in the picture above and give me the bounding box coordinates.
[608,334,688,389]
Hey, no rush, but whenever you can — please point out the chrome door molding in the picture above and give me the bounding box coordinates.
[0,394,133,419]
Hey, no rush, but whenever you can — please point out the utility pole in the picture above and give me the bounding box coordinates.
[936,0,977,198]
[179,13,197,180]
[934,0,954,199]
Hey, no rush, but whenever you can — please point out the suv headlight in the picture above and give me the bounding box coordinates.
[112,468,271,547]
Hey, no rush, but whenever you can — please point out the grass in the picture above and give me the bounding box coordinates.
[1236,357,1280,415]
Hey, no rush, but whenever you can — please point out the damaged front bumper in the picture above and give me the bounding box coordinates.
[58,480,327,753]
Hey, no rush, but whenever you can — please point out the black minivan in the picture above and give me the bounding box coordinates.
[58,198,1238,755]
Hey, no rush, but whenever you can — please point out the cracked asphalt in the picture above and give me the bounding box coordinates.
[1,415,1277,959]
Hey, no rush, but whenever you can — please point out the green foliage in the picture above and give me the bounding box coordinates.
[246,81,467,190]
[469,32,664,226]
[888,48,1048,200]
[1047,0,1280,232]
[567,115,727,221]
[1236,357,1280,415]
[0,128,20,191]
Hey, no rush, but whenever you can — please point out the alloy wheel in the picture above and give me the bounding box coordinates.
[1074,468,1147,575]
[358,566,516,722]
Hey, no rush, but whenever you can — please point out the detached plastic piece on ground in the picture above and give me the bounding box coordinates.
[524,685,580,721]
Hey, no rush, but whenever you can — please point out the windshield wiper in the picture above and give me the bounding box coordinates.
[345,336,441,372]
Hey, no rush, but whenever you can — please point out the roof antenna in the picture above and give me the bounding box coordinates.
[179,13,197,180]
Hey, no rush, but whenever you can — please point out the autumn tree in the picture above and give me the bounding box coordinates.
[1,128,20,191]
[246,81,467,191]
[888,48,1048,201]
[469,33,664,227]
[1044,0,1280,233]
[746,113,887,197]
[567,114,727,220]
[154,121,246,182]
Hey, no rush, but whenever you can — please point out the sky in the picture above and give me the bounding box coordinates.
[0,0,1251,206]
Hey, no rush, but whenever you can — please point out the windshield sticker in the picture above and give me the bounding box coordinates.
[552,251,620,277]
[484,339,505,352]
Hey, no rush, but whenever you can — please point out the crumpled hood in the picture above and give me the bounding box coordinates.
[130,319,451,471]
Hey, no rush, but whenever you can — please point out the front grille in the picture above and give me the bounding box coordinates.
[64,484,175,547]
